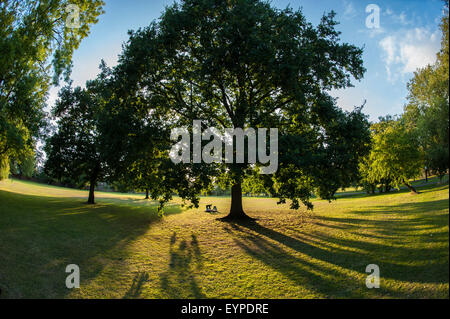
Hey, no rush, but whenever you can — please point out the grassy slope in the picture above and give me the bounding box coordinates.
[0,178,448,299]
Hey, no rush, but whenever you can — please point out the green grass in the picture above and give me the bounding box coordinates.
[335,175,449,196]
[0,178,448,298]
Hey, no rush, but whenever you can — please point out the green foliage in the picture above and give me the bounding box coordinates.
[98,65,213,213]
[359,117,422,191]
[9,149,36,178]
[113,0,371,211]
[0,154,10,180]
[0,0,104,176]
[404,1,449,179]
[242,173,268,196]
[0,178,448,298]
[44,77,106,194]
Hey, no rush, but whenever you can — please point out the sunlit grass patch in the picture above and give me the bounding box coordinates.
[0,178,448,298]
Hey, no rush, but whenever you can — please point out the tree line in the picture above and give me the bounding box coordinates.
[359,1,449,195]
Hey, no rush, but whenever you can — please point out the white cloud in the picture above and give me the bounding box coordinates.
[384,8,411,26]
[358,26,386,38]
[379,36,396,64]
[379,27,440,82]
[398,12,408,25]
[343,0,357,19]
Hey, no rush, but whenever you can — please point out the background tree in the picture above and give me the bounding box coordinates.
[0,154,9,180]
[99,61,214,213]
[44,77,106,204]
[114,0,371,220]
[358,155,377,194]
[9,149,37,179]
[361,116,422,194]
[0,0,104,179]
[404,0,449,181]
[242,172,268,197]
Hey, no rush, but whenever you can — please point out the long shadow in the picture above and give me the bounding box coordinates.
[159,232,205,298]
[123,272,149,298]
[222,195,448,297]
[319,198,449,237]
[225,221,370,298]
[0,189,183,298]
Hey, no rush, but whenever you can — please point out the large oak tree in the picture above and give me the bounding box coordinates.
[113,0,371,219]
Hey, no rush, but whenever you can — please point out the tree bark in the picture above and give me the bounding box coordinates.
[222,183,252,220]
[403,180,418,194]
[145,188,149,199]
[87,180,96,204]
[87,166,99,204]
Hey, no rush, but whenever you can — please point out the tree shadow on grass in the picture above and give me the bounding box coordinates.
[221,196,448,298]
[223,220,374,298]
[159,232,205,298]
[123,272,149,298]
[0,190,183,298]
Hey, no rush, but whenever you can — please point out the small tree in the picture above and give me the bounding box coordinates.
[9,149,37,179]
[45,80,105,204]
[358,155,377,194]
[362,117,422,194]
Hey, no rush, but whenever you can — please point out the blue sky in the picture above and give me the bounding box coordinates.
[49,0,446,122]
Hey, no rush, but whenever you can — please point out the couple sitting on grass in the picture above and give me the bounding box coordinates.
[205,204,218,213]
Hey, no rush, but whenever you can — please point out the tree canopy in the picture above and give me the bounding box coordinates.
[359,116,422,194]
[44,75,107,204]
[110,0,371,219]
[0,0,104,179]
[404,0,449,180]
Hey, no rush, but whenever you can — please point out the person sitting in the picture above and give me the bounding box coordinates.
[212,206,218,213]
[205,204,212,212]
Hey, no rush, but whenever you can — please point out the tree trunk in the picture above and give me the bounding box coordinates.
[87,167,99,204]
[403,180,418,194]
[425,169,428,182]
[87,180,95,204]
[222,183,252,220]
[145,188,149,199]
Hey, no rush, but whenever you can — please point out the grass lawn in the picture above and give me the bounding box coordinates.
[0,178,448,299]
[334,175,449,196]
